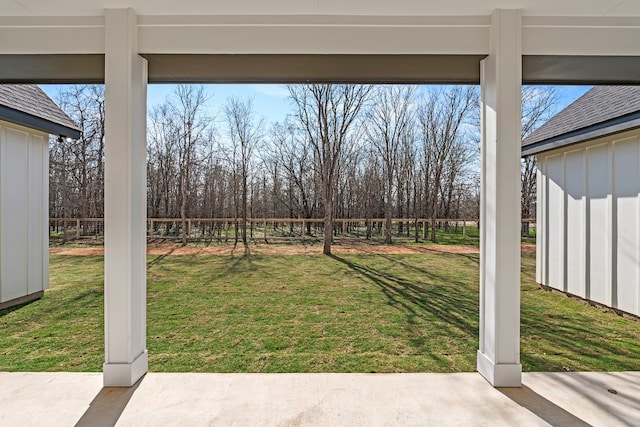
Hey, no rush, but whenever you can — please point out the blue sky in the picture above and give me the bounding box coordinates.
[145,84,293,124]
[553,85,592,111]
[41,83,591,126]
[41,83,295,125]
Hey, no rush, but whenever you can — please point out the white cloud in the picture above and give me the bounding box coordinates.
[248,84,290,98]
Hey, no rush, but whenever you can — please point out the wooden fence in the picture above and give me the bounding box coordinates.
[49,217,537,243]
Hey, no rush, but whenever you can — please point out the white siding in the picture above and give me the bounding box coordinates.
[537,130,640,316]
[28,134,45,295]
[1,127,29,302]
[535,163,544,284]
[587,143,610,305]
[0,121,49,305]
[564,149,585,296]
[546,154,564,290]
[613,137,640,315]
[42,138,49,291]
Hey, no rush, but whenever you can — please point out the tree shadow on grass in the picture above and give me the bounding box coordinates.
[144,249,640,373]
[519,258,640,371]
[372,251,640,372]
[147,246,178,268]
[371,251,479,279]
[330,252,640,373]
[223,251,260,276]
[329,254,479,358]
[519,307,640,371]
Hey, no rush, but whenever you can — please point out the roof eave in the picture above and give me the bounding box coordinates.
[0,105,81,140]
[522,111,640,157]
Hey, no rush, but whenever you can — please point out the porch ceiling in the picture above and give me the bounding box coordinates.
[5,0,640,17]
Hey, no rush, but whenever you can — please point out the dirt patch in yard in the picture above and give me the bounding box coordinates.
[50,242,537,256]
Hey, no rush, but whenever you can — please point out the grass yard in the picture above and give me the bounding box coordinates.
[1,248,639,373]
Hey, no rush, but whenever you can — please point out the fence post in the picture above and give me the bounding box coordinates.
[76,219,81,239]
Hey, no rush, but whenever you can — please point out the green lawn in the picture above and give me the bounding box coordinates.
[1,250,639,373]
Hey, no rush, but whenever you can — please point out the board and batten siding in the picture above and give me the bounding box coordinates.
[536,129,640,316]
[0,120,49,307]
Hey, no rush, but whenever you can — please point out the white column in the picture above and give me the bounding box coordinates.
[478,9,523,387]
[103,8,148,387]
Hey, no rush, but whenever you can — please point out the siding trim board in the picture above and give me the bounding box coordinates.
[0,105,81,140]
[523,113,640,156]
[637,140,640,315]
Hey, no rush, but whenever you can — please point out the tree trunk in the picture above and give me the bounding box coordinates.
[385,181,393,244]
[242,169,248,246]
[323,182,333,255]
[180,184,187,245]
[430,170,442,243]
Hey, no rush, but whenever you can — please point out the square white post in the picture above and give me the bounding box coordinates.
[477,9,523,387]
[103,8,148,387]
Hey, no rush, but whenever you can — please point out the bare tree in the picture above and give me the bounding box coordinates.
[174,86,212,244]
[224,96,263,247]
[364,85,416,243]
[198,128,226,223]
[357,149,384,239]
[147,85,213,243]
[288,84,372,254]
[268,121,318,233]
[52,85,105,237]
[148,103,179,223]
[50,83,499,244]
[521,86,559,236]
[419,86,478,242]
[49,135,72,240]
[396,130,417,238]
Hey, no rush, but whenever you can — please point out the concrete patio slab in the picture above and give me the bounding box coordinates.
[0,371,638,426]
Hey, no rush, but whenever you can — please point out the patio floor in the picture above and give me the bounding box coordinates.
[1,371,638,426]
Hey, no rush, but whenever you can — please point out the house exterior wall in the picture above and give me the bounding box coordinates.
[537,128,640,316]
[0,119,49,308]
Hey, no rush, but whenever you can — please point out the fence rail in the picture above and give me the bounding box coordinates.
[49,217,536,243]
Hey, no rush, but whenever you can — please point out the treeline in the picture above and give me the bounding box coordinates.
[49,84,555,251]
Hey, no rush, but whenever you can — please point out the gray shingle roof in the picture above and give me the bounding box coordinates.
[522,86,640,156]
[0,84,81,138]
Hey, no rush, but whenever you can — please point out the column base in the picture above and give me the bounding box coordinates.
[477,350,521,387]
[103,350,148,387]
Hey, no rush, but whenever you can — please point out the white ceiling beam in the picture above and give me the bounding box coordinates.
[1,15,640,56]
[137,15,490,55]
[0,16,104,54]
[523,16,640,55]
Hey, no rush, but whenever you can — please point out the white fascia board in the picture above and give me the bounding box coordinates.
[0,14,491,56]
[137,15,491,55]
[3,14,640,56]
[0,16,104,54]
[523,16,640,55]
